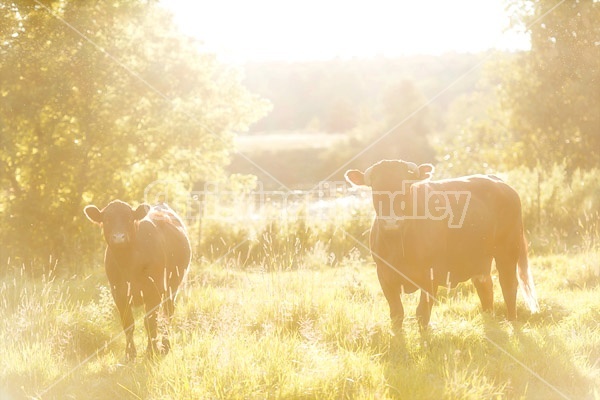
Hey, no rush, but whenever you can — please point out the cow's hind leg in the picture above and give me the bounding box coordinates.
[416,285,437,331]
[472,274,494,314]
[496,254,519,321]
[160,290,178,355]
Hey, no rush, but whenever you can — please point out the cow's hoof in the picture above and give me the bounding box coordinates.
[391,322,403,335]
[125,347,137,362]
[160,337,171,355]
[145,349,160,362]
[145,340,170,360]
[418,322,431,334]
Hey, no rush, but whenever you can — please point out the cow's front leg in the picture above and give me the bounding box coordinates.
[377,272,405,331]
[143,294,161,357]
[144,289,170,357]
[416,285,437,331]
[112,287,136,361]
[386,290,405,331]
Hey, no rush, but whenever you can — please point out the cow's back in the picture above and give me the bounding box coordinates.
[436,175,523,237]
[386,175,524,286]
[129,206,191,294]
[146,206,191,269]
[433,176,522,277]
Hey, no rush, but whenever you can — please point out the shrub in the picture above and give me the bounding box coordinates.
[197,194,372,268]
[506,165,600,253]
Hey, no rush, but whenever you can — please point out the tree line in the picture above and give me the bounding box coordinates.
[1,0,598,269]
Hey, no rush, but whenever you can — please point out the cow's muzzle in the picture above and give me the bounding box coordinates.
[110,232,128,245]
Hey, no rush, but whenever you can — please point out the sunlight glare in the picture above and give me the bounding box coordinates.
[162,0,529,62]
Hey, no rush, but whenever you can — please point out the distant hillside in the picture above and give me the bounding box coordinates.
[243,52,488,133]
[233,52,506,189]
[234,132,346,153]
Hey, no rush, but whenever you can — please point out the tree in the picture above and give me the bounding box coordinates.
[0,1,269,267]
[437,1,599,175]
[502,0,600,170]
[434,55,524,176]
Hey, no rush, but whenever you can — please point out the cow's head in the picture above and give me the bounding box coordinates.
[84,200,150,247]
[345,160,434,219]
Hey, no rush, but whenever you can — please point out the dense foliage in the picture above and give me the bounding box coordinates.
[504,0,600,170]
[0,1,269,266]
[440,0,599,173]
[1,0,598,270]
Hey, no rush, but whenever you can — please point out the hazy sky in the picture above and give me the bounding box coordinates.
[161,0,529,63]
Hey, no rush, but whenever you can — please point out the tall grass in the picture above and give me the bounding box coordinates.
[503,165,600,253]
[195,192,373,268]
[2,165,599,398]
[1,250,598,399]
[192,165,600,269]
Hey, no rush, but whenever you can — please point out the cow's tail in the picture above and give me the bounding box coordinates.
[517,231,540,313]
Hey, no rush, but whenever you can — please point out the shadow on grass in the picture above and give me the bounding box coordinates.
[35,357,155,400]
[378,310,594,400]
[483,316,593,400]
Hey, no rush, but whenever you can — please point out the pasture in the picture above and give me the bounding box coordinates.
[3,2,598,399]
[1,247,598,399]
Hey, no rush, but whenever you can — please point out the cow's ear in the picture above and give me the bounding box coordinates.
[345,169,367,186]
[84,205,103,224]
[133,203,151,220]
[418,163,435,180]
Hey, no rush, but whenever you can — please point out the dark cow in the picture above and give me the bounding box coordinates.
[84,200,191,360]
[345,160,539,330]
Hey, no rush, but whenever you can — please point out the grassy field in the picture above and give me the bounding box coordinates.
[1,249,599,400]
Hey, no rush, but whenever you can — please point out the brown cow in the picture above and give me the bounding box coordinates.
[84,200,191,360]
[345,160,539,330]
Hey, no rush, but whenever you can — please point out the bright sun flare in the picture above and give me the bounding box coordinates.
[161,0,529,63]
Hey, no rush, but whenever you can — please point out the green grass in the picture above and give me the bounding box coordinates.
[1,251,599,399]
